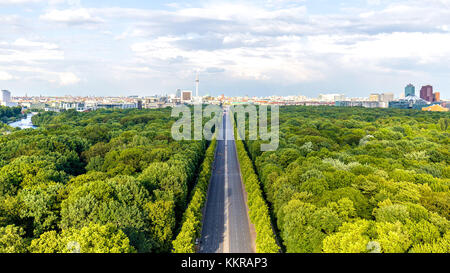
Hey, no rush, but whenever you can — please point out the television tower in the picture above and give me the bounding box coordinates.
[195,71,199,98]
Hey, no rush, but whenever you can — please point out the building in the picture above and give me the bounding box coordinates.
[1,90,11,105]
[389,84,431,109]
[336,101,384,108]
[422,104,449,112]
[434,92,441,102]
[420,85,434,102]
[94,103,137,110]
[419,85,441,103]
[389,96,429,109]
[60,102,86,111]
[318,94,346,102]
[181,90,192,103]
[381,93,394,103]
[369,94,381,102]
[405,84,415,97]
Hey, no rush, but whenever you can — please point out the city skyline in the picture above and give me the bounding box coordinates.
[0,0,450,98]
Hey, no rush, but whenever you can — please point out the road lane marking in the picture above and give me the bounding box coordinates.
[223,111,230,253]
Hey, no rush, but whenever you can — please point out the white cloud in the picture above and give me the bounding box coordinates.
[13,38,59,50]
[57,72,79,85]
[40,8,104,24]
[0,71,14,80]
[0,37,79,86]
[130,34,323,83]
[0,39,63,63]
[2,1,450,97]
[0,0,42,4]
[0,0,67,5]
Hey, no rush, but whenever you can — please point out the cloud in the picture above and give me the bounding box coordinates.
[57,72,80,85]
[40,8,104,25]
[0,39,63,63]
[0,65,80,86]
[0,38,79,86]
[0,0,42,4]
[0,0,67,5]
[2,1,450,97]
[13,38,59,50]
[0,71,14,80]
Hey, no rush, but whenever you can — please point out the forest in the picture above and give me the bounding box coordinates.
[243,106,449,253]
[0,106,23,124]
[0,108,212,253]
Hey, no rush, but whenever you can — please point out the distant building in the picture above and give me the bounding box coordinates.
[60,102,85,111]
[381,93,394,103]
[95,103,137,110]
[369,94,381,102]
[389,84,431,109]
[176,89,182,98]
[389,96,429,109]
[434,92,441,102]
[405,84,415,97]
[1,90,11,106]
[422,104,449,112]
[419,85,442,103]
[420,85,434,102]
[1,90,18,107]
[318,93,346,102]
[181,90,193,103]
[336,101,385,108]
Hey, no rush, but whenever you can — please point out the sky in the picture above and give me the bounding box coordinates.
[0,0,450,99]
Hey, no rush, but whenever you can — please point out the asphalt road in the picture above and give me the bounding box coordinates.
[199,109,254,253]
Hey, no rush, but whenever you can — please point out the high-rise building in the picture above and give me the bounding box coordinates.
[434,92,441,102]
[405,84,415,97]
[176,89,182,98]
[1,90,11,105]
[420,85,434,102]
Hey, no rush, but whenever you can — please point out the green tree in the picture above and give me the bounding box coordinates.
[0,225,27,253]
[323,219,373,253]
[29,223,135,253]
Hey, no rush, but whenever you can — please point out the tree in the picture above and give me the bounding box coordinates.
[375,221,411,253]
[323,220,373,253]
[60,176,153,252]
[17,182,64,236]
[279,200,341,253]
[438,118,449,131]
[327,198,357,221]
[411,232,450,253]
[0,225,27,253]
[147,200,176,253]
[29,223,135,253]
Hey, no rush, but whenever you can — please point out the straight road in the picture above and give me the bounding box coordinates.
[199,108,254,253]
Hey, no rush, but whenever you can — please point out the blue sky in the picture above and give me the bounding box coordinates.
[0,0,449,99]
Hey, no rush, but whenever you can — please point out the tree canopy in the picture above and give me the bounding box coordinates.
[244,106,449,253]
[0,108,209,253]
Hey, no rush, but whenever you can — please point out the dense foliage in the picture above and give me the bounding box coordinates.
[0,108,207,253]
[0,106,23,124]
[172,137,217,253]
[232,111,280,253]
[245,106,449,253]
